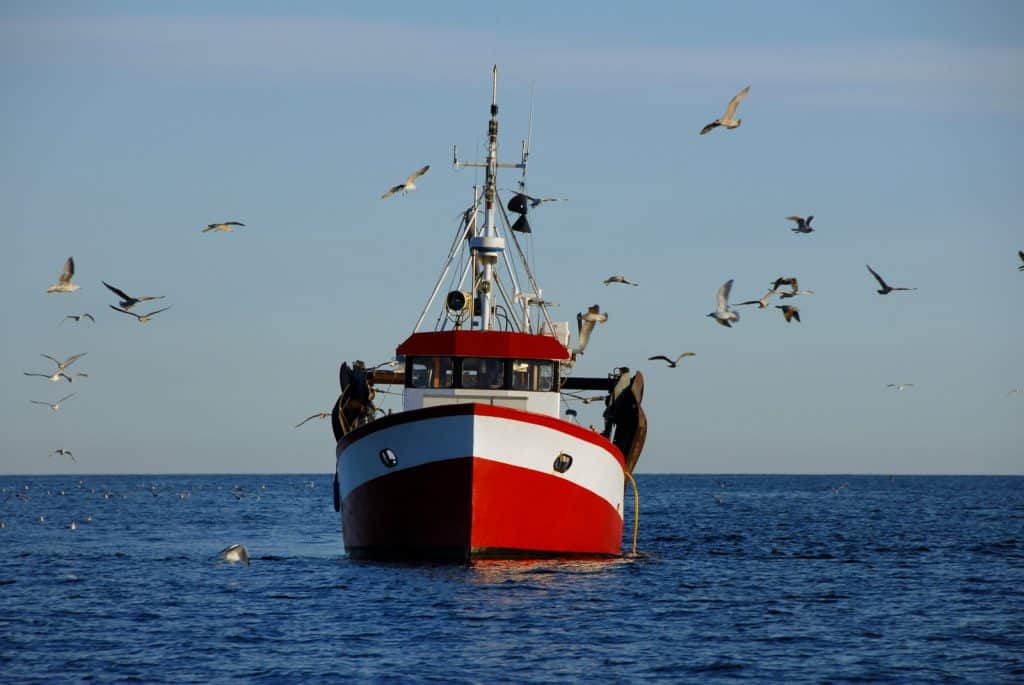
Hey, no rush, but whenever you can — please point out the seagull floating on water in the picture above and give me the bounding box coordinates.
[219,543,250,567]
[102,281,166,310]
[381,165,430,199]
[32,393,76,412]
[603,275,638,286]
[648,352,696,368]
[700,86,750,135]
[866,265,916,295]
[776,305,801,323]
[294,412,329,428]
[203,221,245,233]
[575,304,608,355]
[61,313,95,324]
[46,257,80,294]
[787,216,815,234]
[50,448,76,462]
[887,383,914,391]
[109,304,172,324]
[707,279,740,327]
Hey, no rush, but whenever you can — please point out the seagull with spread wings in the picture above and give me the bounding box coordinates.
[736,288,778,309]
[575,304,608,355]
[700,86,750,135]
[61,313,95,324]
[46,257,80,294]
[31,393,76,412]
[707,279,740,327]
[203,221,245,233]
[41,353,87,372]
[887,383,914,391]
[866,265,916,295]
[776,305,801,323]
[102,281,166,310]
[294,412,329,428]
[648,352,696,368]
[787,216,815,234]
[109,304,172,324]
[603,275,639,286]
[24,371,72,383]
[50,448,76,463]
[381,165,430,199]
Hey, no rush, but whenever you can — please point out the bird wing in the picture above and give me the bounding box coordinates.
[30,400,50,405]
[699,121,720,135]
[648,355,672,363]
[102,281,133,301]
[57,393,76,404]
[202,225,218,232]
[41,354,61,367]
[722,85,750,120]
[142,305,172,317]
[61,353,87,368]
[83,313,95,322]
[137,295,166,302]
[865,265,888,289]
[677,352,696,361]
[59,257,75,284]
[381,185,403,199]
[576,316,596,354]
[1019,250,1024,263]
[717,279,734,312]
[785,216,804,225]
[109,304,141,319]
[406,165,430,184]
[225,221,245,226]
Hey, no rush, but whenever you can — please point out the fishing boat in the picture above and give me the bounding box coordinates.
[331,67,646,562]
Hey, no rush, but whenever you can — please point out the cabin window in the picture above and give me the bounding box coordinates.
[461,358,505,389]
[511,360,556,391]
[407,357,454,389]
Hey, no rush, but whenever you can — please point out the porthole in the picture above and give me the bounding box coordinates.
[379,448,398,468]
[553,452,573,474]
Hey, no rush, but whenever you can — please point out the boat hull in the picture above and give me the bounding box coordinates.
[337,403,626,561]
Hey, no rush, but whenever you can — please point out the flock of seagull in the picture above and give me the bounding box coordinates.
[27,225,244,461]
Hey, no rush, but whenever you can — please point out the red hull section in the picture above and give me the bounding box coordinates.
[343,457,623,561]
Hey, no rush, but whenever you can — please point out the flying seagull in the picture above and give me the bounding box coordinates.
[866,265,916,294]
[203,221,245,233]
[648,352,696,368]
[736,288,778,308]
[109,304,172,323]
[700,86,750,135]
[41,353,87,372]
[294,412,329,428]
[46,257,80,294]
[31,393,76,412]
[49,448,76,462]
[707,279,740,327]
[218,543,250,567]
[61,313,95,324]
[1018,250,1023,271]
[102,281,166,310]
[887,383,914,391]
[787,216,815,234]
[776,305,801,323]
[24,371,72,383]
[603,275,639,286]
[575,304,608,355]
[381,165,430,199]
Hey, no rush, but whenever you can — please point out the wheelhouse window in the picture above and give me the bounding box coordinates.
[511,360,556,391]
[461,358,505,389]
[407,357,454,389]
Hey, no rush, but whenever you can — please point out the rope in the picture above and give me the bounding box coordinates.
[624,470,640,556]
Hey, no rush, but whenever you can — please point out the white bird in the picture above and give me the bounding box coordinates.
[786,216,815,234]
[203,221,245,233]
[109,304,172,324]
[648,352,696,368]
[575,304,608,355]
[24,371,72,383]
[61,313,95,324]
[102,281,166,310]
[603,275,639,286]
[700,86,750,135]
[707,279,740,327]
[41,353,87,372]
[381,165,430,199]
[46,257,80,293]
[219,543,250,567]
[32,393,76,411]
[294,412,329,428]
[887,384,914,391]
[50,448,76,462]
[736,288,778,308]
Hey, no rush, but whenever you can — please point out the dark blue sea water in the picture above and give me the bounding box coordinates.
[1,474,1021,683]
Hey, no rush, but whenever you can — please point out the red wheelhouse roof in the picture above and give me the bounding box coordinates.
[397,331,570,361]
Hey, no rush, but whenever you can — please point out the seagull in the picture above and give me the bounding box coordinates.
[61,314,95,324]
[49,448,76,462]
[648,352,696,368]
[776,305,801,323]
[574,395,607,404]
[203,221,245,233]
[778,288,815,299]
[381,165,430,199]
[523,194,567,208]
[219,543,250,567]
[787,216,815,234]
[575,304,608,355]
[736,288,778,308]
[294,412,329,428]
[866,265,916,295]
[887,383,914,391]
[1018,250,1023,271]
[603,275,639,286]
[24,371,73,383]
[46,257,80,294]
[41,353,87,372]
[31,393,76,411]
[1008,388,1022,396]
[700,86,750,135]
[102,281,166,310]
[707,279,740,327]
[109,304,172,323]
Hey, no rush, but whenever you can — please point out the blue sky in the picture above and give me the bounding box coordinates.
[2,1,1021,475]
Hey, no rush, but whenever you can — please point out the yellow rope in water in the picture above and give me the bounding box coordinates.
[624,471,640,555]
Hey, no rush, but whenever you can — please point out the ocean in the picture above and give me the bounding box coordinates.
[1,474,1021,683]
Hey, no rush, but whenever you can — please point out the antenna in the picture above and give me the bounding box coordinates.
[520,82,535,191]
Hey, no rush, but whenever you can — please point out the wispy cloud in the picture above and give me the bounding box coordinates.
[3,15,1022,112]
